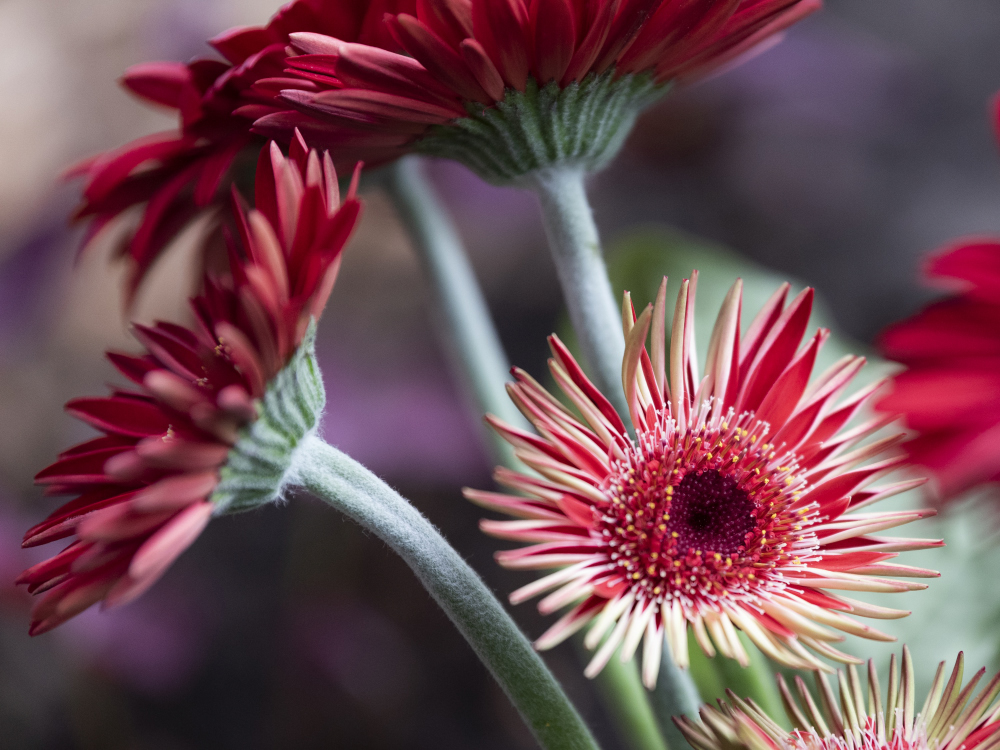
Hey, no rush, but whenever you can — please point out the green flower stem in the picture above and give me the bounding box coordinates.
[381,157,668,749]
[292,435,600,750]
[650,653,703,748]
[588,647,669,750]
[529,167,628,421]
[382,156,526,468]
[529,165,704,735]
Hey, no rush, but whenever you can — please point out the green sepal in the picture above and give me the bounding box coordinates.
[415,71,666,185]
[210,321,325,514]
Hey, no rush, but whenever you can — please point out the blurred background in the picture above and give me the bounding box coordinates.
[2,0,1000,748]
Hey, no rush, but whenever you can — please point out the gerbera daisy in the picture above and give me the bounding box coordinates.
[254,0,820,183]
[676,647,1000,750]
[18,135,361,635]
[71,0,407,301]
[877,240,1000,502]
[465,275,941,689]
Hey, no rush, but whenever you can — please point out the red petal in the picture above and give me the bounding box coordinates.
[66,397,170,438]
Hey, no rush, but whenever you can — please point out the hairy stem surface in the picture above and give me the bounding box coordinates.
[294,436,600,750]
[383,156,527,466]
[529,165,704,736]
[529,167,628,420]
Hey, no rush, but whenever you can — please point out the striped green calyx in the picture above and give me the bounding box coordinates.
[211,321,325,514]
[415,70,666,185]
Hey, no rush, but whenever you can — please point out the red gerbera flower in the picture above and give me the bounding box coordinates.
[677,648,1000,750]
[71,0,407,301]
[466,275,940,688]
[18,135,361,635]
[877,240,1000,502]
[254,0,820,182]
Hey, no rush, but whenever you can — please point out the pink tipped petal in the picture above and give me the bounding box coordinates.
[128,502,213,583]
[473,275,935,676]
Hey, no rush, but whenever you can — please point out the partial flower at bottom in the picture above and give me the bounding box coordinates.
[676,647,1000,750]
[466,275,942,688]
[17,135,361,635]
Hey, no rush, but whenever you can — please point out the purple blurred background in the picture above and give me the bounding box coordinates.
[2,0,1000,747]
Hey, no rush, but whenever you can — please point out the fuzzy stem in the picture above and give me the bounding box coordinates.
[528,167,628,420]
[293,435,600,750]
[529,165,704,737]
[382,156,527,467]
[650,653,702,748]
[383,157,669,750]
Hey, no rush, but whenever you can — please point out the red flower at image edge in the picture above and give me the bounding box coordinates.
[252,0,820,161]
[71,0,406,300]
[878,240,1000,502]
[467,276,940,688]
[18,135,361,635]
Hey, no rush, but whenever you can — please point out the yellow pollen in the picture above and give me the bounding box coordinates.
[647,565,657,575]
[632,572,641,579]
[650,552,658,560]
[658,524,666,531]
[671,532,679,538]
[653,587,662,595]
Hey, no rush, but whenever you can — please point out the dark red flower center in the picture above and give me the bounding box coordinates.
[598,413,813,604]
[665,471,756,556]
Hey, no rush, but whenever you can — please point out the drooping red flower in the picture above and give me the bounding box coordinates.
[466,275,940,688]
[877,240,1000,502]
[18,136,361,635]
[253,0,820,181]
[677,648,1000,750]
[70,0,408,301]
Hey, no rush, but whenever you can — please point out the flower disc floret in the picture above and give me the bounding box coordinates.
[602,408,816,612]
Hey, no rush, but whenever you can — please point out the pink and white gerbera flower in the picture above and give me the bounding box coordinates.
[466,275,941,688]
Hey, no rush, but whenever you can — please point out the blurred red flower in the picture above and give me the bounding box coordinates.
[70,0,408,302]
[878,240,1000,502]
[19,136,361,635]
